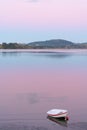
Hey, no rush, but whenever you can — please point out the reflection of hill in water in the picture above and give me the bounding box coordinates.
[0,51,72,59]
[1,52,21,57]
[46,52,72,59]
[33,52,72,59]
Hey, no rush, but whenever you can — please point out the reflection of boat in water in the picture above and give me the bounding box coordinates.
[47,109,68,120]
[47,116,68,127]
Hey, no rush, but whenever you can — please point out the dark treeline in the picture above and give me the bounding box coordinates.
[0,39,87,49]
[0,42,29,49]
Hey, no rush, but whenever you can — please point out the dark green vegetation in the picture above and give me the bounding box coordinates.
[0,39,87,49]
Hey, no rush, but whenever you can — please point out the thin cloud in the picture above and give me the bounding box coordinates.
[25,0,39,2]
[25,0,52,3]
[24,0,60,4]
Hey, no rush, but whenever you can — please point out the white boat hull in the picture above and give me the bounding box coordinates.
[47,109,68,118]
[48,112,68,118]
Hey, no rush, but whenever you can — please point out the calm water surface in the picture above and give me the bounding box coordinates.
[0,49,87,130]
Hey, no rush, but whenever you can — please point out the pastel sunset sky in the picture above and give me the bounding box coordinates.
[0,0,87,43]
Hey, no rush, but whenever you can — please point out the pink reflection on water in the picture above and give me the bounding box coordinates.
[0,68,87,121]
[0,68,87,94]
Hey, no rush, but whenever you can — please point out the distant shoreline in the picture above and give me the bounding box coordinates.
[0,39,87,49]
[0,49,87,53]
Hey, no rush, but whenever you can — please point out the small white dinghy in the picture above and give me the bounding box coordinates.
[47,109,68,120]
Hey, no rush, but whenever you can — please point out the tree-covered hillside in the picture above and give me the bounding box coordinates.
[0,39,87,49]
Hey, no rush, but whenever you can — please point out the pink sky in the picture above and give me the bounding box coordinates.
[0,0,87,27]
[0,0,87,42]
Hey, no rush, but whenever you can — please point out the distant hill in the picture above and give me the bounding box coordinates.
[0,39,87,49]
[28,39,74,49]
[28,39,87,49]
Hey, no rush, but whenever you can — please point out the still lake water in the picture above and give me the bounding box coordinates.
[0,49,87,130]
